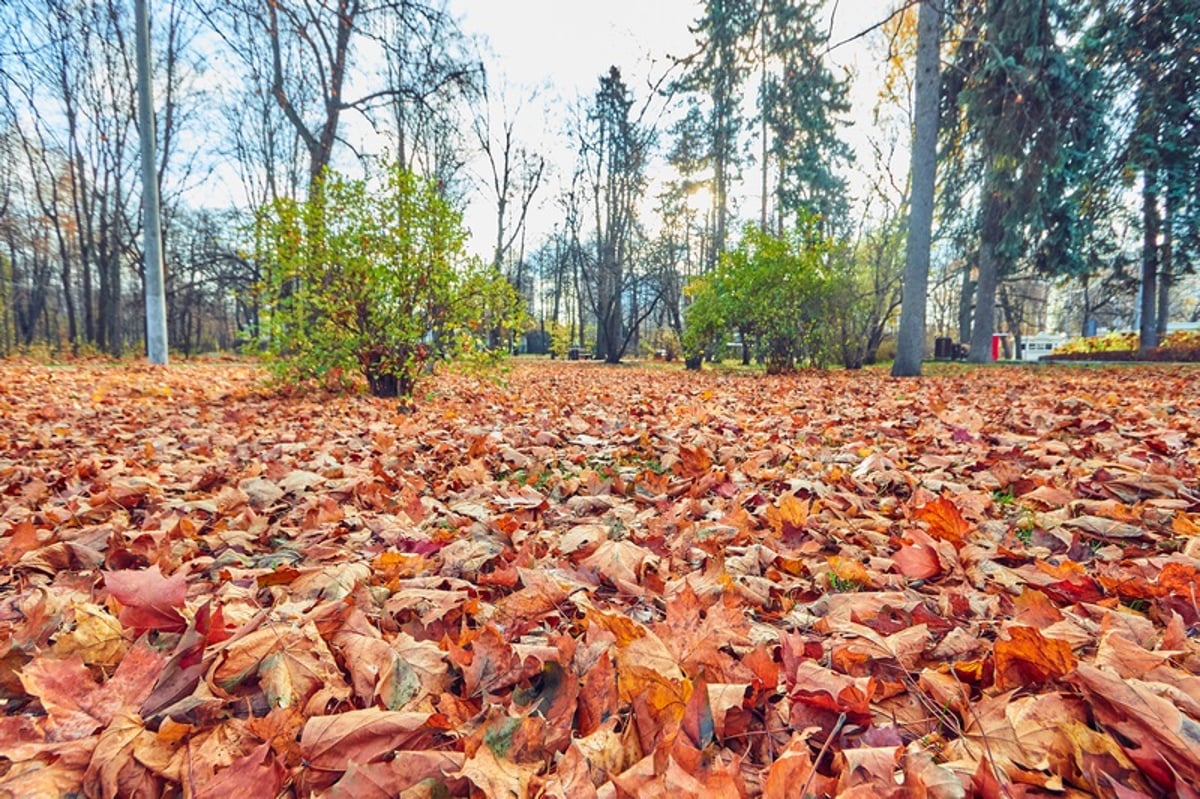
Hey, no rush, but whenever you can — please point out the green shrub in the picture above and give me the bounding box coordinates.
[255,164,523,397]
[681,274,726,369]
[545,322,573,359]
[683,219,834,373]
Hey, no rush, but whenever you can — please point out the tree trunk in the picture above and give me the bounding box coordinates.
[968,187,1004,364]
[759,5,769,233]
[1138,170,1159,354]
[574,244,585,349]
[958,265,974,346]
[891,0,941,377]
[1000,284,1022,362]
[1156,182,1173,338]
[76,153,96,345]
[136,0,168,364]
[550,233,563,323]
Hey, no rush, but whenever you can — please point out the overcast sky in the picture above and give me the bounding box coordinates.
[444,0,902,255]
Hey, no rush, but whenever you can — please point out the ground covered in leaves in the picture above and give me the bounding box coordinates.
[2,358,1200,798]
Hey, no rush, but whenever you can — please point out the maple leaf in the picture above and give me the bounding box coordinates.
[16,656,97,742]
[300,708,450,773]
[838,744,901,793]
[891,540,941,580]
[321,753,467,799]
[788,660,875,726]
[581,538,660,590]
[901,745,966,799]
[658,583,748,675]
[676,443,713,478]
[0,518,43,567]
[103,565,188,634]
[208,621,348,715]
[82,712,164,799]
[627,668,690,753]
[913,496,973,546]
[455,623,536,697]
[456,738,540,799]
[1070,663,1200,786]
[18,643,166,740]
[192,741,287,799]
[0,740,94,799]
[992,625,1078,689]
[765,492,809,540]
[763,732,837,799]
[51,603,126,667]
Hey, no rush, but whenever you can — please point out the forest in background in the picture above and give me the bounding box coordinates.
[0,0,1197,368]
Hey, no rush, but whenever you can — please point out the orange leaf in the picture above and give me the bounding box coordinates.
[301,709,448,772]
[1156,562,1200,598]
[1172,513,1200,536]
[256,566,302,587]
[677,443,713,478]
[993,626,1078,690]
[913,496,972,545]
[193,742,287,799]
[583,607,648,643]
[1011,588,1064,628]
[0,518,42,567]
[764,733,832,799]
[766,493,809,538]
[827,556,871,587]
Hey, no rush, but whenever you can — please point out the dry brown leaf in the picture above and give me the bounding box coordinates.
[3,360,1199,797]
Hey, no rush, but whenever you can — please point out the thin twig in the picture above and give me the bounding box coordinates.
[798,711,847,798]
[823,0,919,55]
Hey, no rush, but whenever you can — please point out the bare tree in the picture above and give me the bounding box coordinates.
[578,67,661,363]
[203,0,479,194]
[473,84,546,289]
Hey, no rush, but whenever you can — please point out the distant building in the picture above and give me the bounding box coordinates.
[1018,333,1066,362]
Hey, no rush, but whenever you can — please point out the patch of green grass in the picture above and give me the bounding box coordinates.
[827,573,861,593]
[619,454,667,474]
[993,487,1016,506]
[1013,508,1037,544]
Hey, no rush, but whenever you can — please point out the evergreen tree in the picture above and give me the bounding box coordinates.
[941,0,1098,362]
[758,0,853,234]
[1085,0,1200,351]
[670,0,757,269]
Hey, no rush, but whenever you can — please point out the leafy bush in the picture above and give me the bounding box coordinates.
[1049,330,1200,362]
[1051,331,1139,355]
[255,165,523,397]
[545,321,573,359]
[684,220,835,373]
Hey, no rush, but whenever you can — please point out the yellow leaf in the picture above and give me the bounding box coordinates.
[53,603,127,667]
